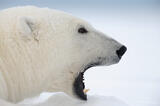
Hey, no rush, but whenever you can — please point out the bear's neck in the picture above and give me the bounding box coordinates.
[46,64,82,99]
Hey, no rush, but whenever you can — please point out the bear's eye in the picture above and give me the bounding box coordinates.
[78,27,88,34]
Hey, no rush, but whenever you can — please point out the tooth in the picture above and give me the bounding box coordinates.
[83,89,90,93]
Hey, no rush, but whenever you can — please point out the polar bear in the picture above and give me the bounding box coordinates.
[0,6,127,103]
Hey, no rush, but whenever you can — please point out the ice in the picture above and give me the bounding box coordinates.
[0,92,129,106]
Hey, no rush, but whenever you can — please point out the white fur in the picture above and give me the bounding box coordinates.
[0,6,122,102]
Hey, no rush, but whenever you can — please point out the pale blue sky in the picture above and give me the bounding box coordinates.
[0,0,159,10]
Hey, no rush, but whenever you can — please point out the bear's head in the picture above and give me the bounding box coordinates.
[1,7,127,102]
[19,12,126,100]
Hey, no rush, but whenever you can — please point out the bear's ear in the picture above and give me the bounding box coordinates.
[18,17,38,40]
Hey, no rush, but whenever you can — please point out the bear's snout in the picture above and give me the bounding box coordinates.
[116,46,127,59]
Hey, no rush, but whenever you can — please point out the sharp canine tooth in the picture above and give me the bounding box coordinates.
[83,89,90,93]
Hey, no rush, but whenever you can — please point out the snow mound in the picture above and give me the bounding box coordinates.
[0,92,129,106]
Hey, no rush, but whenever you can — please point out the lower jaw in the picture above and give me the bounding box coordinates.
[73,61,103,100]
[73,57,120,100]
[73,71,87,100]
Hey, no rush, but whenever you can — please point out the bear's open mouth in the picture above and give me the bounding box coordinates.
[73,61,102,100]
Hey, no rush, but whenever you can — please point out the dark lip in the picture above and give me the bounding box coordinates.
[73,61,103,100]
[73,71,87,100]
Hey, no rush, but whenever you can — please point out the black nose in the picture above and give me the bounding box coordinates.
[116,46,127,59]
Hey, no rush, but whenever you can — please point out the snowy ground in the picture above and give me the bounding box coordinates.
[0,92,129,106]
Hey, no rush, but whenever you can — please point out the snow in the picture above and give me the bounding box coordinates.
[0,92,129,106]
